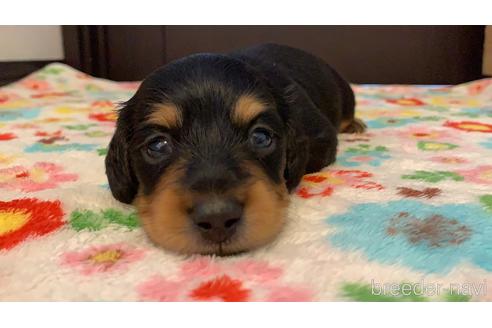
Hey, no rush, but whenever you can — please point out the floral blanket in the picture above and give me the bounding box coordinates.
[1,63,492,301]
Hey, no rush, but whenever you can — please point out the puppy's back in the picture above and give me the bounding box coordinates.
[230,43,354,128]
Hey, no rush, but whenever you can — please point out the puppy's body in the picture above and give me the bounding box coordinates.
[106,43,363,255]
[231,44,355,131]
[230,44,360,188]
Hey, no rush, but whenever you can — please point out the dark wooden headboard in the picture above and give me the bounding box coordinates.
[1,26,487,86]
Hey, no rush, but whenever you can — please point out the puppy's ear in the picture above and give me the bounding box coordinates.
[282,83,337,191]
[105,104,138,204]
[284,121,309,191]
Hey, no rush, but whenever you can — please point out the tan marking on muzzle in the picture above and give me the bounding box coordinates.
[225,162,289,251]
[135,159,290,255]
[134,162,198,254]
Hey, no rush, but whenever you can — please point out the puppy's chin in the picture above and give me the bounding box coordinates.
[134,164,289,255]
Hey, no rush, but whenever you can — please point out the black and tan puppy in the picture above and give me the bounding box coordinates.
[105,43,365,255]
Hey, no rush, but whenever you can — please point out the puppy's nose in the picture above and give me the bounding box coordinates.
[191,198,243,243]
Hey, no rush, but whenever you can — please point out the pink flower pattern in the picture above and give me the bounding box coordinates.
[61,243,145,275]
[137,258,313,302]
[20,79,52,92]
[395,126,457,142]
[430,156,469,164]
[457,165,492,185]
[0,162,78,192]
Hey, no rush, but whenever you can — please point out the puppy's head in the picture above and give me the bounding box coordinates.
[105,54,308,255]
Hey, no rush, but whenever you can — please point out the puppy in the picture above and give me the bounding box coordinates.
[105,43,365,255]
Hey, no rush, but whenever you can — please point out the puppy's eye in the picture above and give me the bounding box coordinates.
[249,128,273,149]
[146,136,172,158]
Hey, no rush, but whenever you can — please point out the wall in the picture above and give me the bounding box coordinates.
[484,26,492,76]
[0,25,64,62]
[82,26,484,84]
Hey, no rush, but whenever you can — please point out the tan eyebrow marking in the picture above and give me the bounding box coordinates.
[231,95,267,125]
[147,103,183,128]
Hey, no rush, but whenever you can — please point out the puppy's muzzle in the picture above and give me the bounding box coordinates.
[190,197,243,243]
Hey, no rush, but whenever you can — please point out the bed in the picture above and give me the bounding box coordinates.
[1,63,492,301]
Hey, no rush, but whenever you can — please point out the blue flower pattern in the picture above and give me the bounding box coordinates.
[328,200,492,274]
